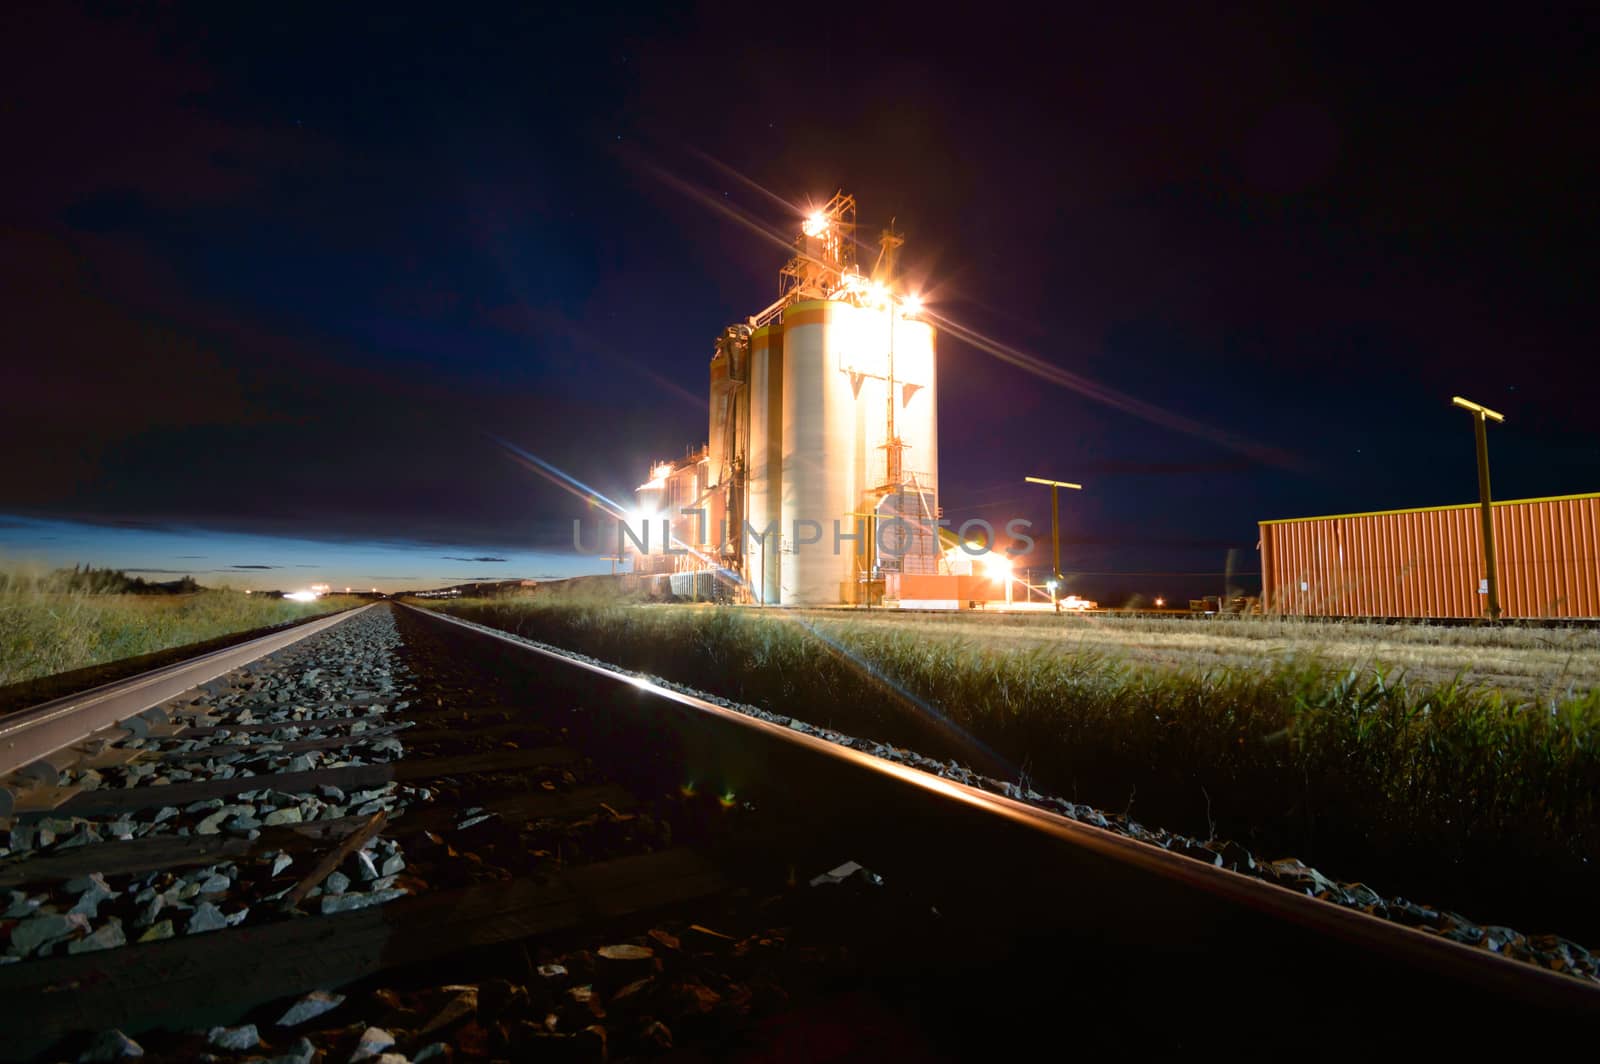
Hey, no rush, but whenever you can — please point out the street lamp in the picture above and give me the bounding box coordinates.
[1451,395,1506,620]
[1024,476,1083,613]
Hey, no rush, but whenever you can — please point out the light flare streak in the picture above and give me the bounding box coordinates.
[926,309,1304,470]
[490,436,745,585]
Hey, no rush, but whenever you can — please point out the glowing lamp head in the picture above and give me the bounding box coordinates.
[285,590,319,602]
[901,292,924,316]
[1046,579,1060,592]
[802,211,828,238]
[982,552,1013,579]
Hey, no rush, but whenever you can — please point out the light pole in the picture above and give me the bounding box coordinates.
[1024,475,1083,613]
[757,528,768,606]
[1451,395,1506,620]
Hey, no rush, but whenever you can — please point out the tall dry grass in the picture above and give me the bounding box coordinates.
[0,563,359,687]
[791,608,1600,702]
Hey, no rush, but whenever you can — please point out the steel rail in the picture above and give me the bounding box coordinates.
[0,605,375,784]
[405,603,1600,1012]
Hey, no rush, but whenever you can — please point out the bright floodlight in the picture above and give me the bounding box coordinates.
[285,590,319,602]
[902,292,924,316]
[1046,579,1059,591]
[982,552,1013,577]
[802,211,828,238]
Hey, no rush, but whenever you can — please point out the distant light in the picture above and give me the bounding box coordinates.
[1046,579,1059,591]
[802,210,828,238]
[344,587,352,593]
[245,590,252,595]
[285,590,319,602]
[1155,596,1166,608]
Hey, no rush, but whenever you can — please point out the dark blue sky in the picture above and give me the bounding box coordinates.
[2,4,1594,598]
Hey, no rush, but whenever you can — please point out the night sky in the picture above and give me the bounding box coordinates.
[3,5,1595,598]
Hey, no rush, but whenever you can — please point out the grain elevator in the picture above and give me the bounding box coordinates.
[632,192,947,606]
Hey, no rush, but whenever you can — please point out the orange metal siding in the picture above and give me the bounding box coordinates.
[1260,494,1600,619]
[888,573,998,604]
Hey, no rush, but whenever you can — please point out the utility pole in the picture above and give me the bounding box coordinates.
[1024,476,1083,613]
[1451,396,1506,620]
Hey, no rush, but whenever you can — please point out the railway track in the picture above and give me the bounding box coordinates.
[0,603,1595,1061]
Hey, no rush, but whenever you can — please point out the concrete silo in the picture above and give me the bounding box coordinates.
[639,191,943,605]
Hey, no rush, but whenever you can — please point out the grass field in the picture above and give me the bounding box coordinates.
[797,609,1600,702]
[419,592,1600,937]
[0,571,361,688]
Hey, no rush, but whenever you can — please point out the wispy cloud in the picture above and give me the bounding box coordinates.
[442,555,508,563]
[231,564,278,569]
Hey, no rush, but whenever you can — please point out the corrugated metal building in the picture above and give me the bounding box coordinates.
[1259,493,1600,619]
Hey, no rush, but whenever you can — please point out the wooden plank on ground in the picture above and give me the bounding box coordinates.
[0,847,723,1060]
[177,713,400,737]
[284,811,386,909]
[381,719,559,747]
[475,783,638,825]
[383,705,534,727]
[50,747,579,819]
[77,747,148,771]
[0,784,636,887]
[8,784,80,815]
[154,723,412,761]
[0,832,254,888]
[162,695,393,721]
[172,707,532,742]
